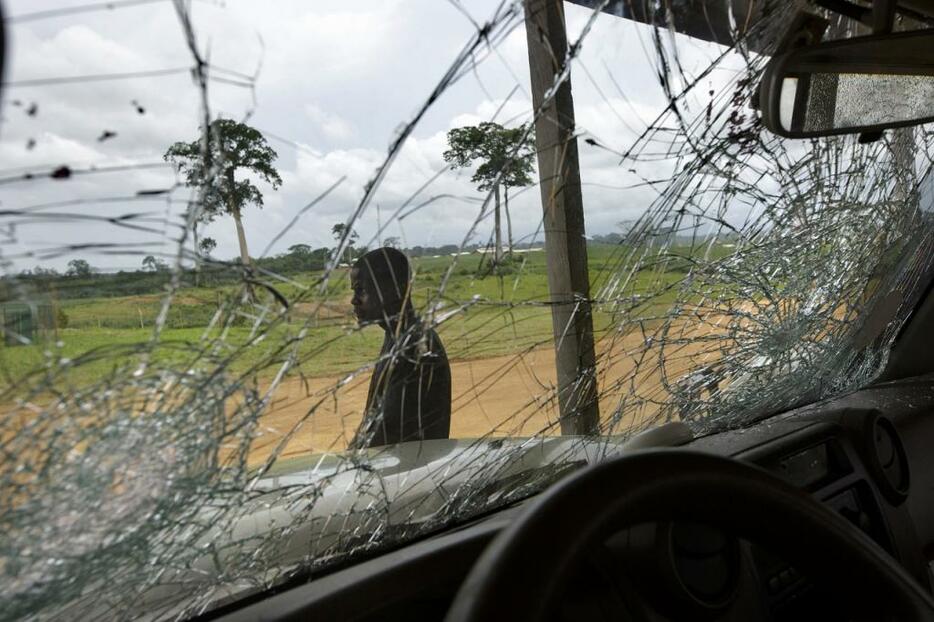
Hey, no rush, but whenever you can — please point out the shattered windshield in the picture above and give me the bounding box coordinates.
[2,0,934,619]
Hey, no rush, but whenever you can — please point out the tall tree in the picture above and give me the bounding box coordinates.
[164,119,282,275]
[443,122,536,264]
[331,223,358,265]
[288,243,312,257]
[66,259,92,278]
[198,237,217,257]
[141,255,168,272]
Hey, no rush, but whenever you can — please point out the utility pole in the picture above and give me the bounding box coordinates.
[524,0,599,435]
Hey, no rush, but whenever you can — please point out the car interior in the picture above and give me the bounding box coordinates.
[199,1,934,620]
[5,0,934,620]
[208,285,934,621]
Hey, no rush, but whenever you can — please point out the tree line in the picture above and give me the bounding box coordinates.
[11,117,546,300]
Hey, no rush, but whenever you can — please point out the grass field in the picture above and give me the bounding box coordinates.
[0,242,734,462]
[3,243,696,391]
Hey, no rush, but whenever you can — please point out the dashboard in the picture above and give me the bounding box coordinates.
[597,408,921,621]
[213,375,934,622]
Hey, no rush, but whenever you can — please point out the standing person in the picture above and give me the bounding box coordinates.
[348,247,451,448]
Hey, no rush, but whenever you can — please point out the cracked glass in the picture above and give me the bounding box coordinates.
[1,0,933,619]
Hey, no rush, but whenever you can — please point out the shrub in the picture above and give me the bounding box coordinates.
[56,308,69,329]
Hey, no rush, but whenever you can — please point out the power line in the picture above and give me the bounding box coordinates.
[3,66,255,89]
[3,67,191,88]
[7,0,168,24]
[0,162,171,186]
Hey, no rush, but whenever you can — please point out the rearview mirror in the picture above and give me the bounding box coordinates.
[759,29,934,138]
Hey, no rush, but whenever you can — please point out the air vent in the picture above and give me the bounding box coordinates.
[865,414,910,505]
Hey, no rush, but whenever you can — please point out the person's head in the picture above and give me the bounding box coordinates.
[350,247,412,326]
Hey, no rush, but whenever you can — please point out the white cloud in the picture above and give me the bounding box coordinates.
[304,104,356,143]
[0,0,737,271]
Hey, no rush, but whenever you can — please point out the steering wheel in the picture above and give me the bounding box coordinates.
[445,449,934,621]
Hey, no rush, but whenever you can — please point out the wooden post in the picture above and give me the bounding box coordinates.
[524,0,599,435]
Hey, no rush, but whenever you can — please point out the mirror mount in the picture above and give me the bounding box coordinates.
[812,0,934,30]
[872,0,898,33]
[857,0,896,143]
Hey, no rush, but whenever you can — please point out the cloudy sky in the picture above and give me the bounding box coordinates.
[0,0,734,272]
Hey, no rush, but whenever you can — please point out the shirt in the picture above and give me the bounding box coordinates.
[351,319,451,448]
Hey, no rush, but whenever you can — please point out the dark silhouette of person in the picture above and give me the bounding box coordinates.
[348,247,451,448]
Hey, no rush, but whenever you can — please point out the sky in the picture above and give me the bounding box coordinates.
[0,0,736,272]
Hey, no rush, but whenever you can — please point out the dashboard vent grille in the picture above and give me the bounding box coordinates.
[867,415,910,505]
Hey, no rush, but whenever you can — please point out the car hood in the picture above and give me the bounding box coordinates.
[87,427,690,620]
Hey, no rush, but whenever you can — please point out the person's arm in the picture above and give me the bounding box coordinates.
[348,335,392,449]
[352,330,451,447]
[398,332,451,442]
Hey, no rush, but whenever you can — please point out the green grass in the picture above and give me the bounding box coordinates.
[3,323,385,389]
[3,243,704,390]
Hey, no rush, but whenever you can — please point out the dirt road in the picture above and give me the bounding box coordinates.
[0,310,728,469]
[247,319,720,465]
